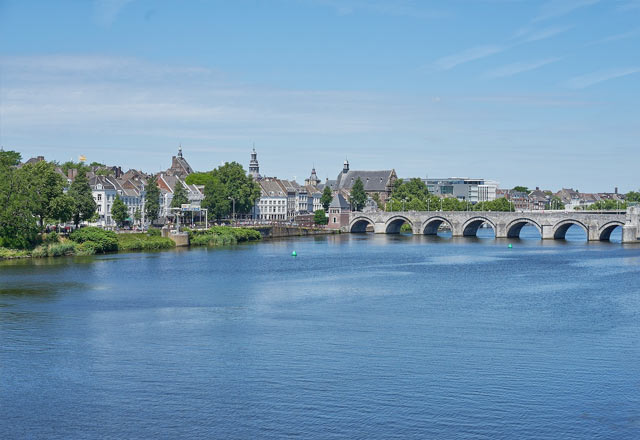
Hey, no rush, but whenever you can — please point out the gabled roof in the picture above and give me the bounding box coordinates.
[335,170,395,192]
[329,193,350,210]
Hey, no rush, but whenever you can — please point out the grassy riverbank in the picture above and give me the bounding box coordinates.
[0,228,175,260]
[0,226,262,260]
[186,226,262,246]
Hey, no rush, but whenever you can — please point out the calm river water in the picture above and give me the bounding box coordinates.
[1,227,639,439]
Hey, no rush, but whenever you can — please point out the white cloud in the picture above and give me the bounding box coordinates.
[484,57,561,79]
[434,45,507,71]
[533,0,600,22]
[567,67,640,88]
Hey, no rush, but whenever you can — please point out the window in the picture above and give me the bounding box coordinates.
[97,194,102,201]
[333,217,337,223]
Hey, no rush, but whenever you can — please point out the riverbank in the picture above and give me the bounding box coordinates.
[0,226,272,260]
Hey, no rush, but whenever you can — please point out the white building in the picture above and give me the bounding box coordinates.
[89,175,146,227]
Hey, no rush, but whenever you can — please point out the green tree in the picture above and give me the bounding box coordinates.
[202,162,260,220]
[68,168,97,227]
[512,186,529,193]
[171,182,189,208]
[144,178,161,224]
[185,172,214,186]
[111,195,128,227]
[0,150,39,248]
[203,176,231,221]
[321,186,333,211]
[349,177,367,211]
[22,160,66,229]
[134,208,142,225]
[49,194,75,225]
[313,209,328,225]
[626,191,640,203]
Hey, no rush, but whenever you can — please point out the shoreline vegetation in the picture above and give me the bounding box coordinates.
[0,226,262,261]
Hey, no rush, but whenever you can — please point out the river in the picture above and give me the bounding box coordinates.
[1,226,639,439]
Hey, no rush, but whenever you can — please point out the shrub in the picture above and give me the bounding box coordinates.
[31,246,48,258]
[43,232,60,245]
[117,233,175,251]
[0,247,31,259]
[76,242,97,256]
[48,242,77,257]
[188,226,260,247]
[147,228,161,237]
[70,227,118,253]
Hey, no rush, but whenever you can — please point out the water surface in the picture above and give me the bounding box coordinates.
[1,227,639,439]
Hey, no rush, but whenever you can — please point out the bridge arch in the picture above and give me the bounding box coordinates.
[385,215,414,234]
[506,218,542,238]
[462,217,496,237]
[349,216,375,233]
[421,216,453,235]
[553,219,588,240]
[598,221,625,241]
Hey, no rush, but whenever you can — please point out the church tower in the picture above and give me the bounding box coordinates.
[249,148,260,180]
[305,166,321,186]
[343,158,350,174]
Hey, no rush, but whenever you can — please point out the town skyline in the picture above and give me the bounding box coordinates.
[1,1,639,191]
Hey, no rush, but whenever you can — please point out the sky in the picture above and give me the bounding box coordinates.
[0,0,639,192]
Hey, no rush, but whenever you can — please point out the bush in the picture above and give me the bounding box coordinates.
[117,233,175,251]
[48,242,77,257]
[70,227,118,253]
[43,232,60,245]
[147,228,161,237]
[0,247,31,259]
[76,242,97,256]
[31,245,49,258]
[187,226,261,247]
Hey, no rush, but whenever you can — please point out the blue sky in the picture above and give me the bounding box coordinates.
[0,0,639,191]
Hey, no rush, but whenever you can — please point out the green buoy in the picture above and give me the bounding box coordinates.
[508,244,513,249]
[291,251,297,257]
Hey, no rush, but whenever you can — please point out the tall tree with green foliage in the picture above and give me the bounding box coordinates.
[0,150,39,248]
[314,209,328,225]
[134,208,142,225]
[349,177,367,211]
[68,168,97,227]
[202,162,260,220]
[626,191,640,203]
[512,186,530,193]
[202,176,230,221]
[22,160,66,229]
[171,183,189,208]
[549,196,565,210]
[185,172,214,186]
[49,194,75,225]
[144,178,161,224]
[111,195,128,226]
[321,186,333,211]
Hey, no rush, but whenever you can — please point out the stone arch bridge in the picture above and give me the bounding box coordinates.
[347,209,640,243]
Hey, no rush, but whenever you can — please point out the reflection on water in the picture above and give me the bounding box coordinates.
[1,231,639,439]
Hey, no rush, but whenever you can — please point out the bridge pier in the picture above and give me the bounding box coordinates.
[494,222,507,239]
[374,223,387,234]
[541,224,555,240]
[622,225,638,243]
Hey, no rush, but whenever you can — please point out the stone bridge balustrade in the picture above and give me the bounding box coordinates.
[346,210,639,243]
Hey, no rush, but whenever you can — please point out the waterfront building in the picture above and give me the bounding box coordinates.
[253,178,288,221]
[156,173,204,219]
[325,159,397,203]
[89,174,147,227]
[425,178,498,203]
[327,193,351,229]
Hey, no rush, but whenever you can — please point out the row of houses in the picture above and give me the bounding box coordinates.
[498,187,625,211]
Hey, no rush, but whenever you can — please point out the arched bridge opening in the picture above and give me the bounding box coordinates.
[506,219,542,239]
[553,220,587,241]
[462,217,496,238]
[385,216,413,234]
[599,222,624,242]
[350,218,375,233]
[422,217,452,237]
